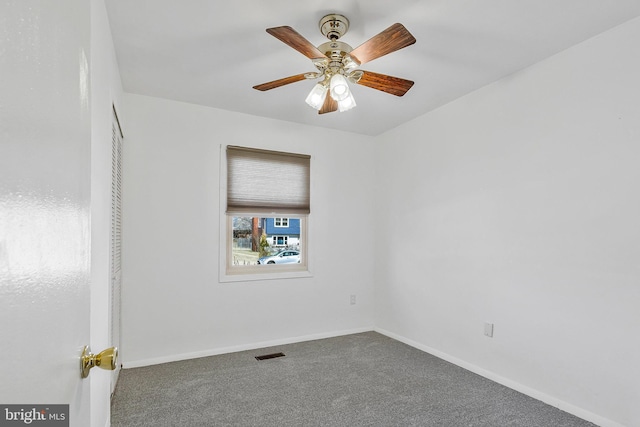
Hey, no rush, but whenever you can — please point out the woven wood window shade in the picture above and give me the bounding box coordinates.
[226,146,310,215]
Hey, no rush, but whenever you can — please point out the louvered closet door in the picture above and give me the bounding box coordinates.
[110,107,123,392]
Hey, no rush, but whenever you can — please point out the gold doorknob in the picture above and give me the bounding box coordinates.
[81,346,118,378]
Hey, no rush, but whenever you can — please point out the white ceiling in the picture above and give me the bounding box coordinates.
[105,0,640,136]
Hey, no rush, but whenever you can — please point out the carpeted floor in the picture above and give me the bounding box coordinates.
[111,332,596,426]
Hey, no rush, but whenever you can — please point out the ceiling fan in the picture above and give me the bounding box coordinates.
[253,14,416,114]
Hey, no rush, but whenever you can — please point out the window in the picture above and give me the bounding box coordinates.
[272,235,288,246]
[222,146,310,280]
[274,218,289,227]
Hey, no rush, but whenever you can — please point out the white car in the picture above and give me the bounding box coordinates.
[257,250,300,265]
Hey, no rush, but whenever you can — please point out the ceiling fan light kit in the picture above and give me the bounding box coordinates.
[253,14,416,115]
[330,73,350,101]
[338,91,357,112]
[305,82,328,109]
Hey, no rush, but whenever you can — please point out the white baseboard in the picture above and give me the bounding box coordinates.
[375,327,622,427]
[123,326,374,369]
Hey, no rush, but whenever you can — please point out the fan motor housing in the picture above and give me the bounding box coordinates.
[318,40,353,71]
[318,41,352,58]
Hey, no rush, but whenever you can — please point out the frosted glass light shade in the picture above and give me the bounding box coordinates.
[338,91,357,112]
[330,74,350,101]
[305,83,328,110]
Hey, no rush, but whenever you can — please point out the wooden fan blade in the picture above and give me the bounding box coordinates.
[349,23,416,65]
[266,26,327,60]
[355,71,414,96]
[253,73,308,91]
[319,94,337,114]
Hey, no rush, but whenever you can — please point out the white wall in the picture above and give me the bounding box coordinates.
[374,17,640,427]
[90,0,124,426]
[120,94,376,366]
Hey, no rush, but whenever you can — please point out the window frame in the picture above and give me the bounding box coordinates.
[219,145,312,282]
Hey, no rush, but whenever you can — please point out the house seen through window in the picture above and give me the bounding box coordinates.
[231,217,301,266]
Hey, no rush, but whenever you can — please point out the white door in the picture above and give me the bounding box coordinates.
[0,1,93,426]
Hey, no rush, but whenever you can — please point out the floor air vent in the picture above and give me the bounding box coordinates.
[255,352,285,361]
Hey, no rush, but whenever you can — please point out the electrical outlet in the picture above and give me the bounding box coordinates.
[484,322,494,337]
[350,294,356,305]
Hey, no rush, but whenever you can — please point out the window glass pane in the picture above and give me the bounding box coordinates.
[231,216,302,266]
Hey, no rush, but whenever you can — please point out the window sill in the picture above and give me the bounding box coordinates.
[219,266,313,283]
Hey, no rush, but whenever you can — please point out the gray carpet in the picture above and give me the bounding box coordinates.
[111,332,596,426]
